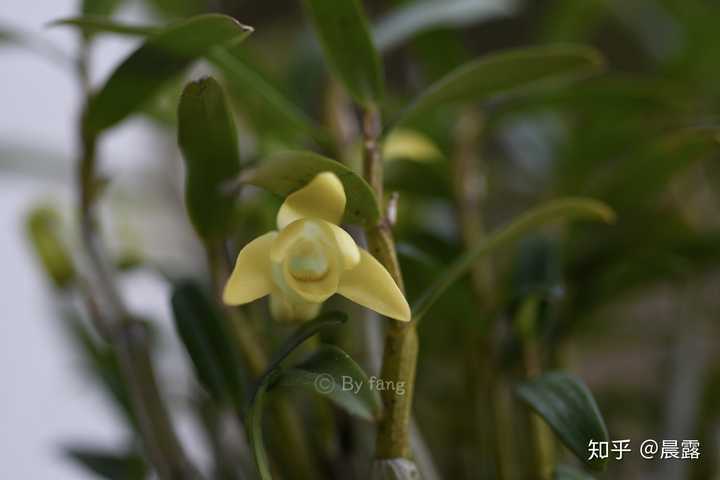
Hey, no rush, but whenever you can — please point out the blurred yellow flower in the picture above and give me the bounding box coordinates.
[223,172,410,323]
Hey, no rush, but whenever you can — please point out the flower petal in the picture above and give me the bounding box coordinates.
[277,172,346,229]
[327,223,360,269]
[337,249,411,322]
[222,232,277,305]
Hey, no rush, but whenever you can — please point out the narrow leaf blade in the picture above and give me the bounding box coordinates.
[412,198,614,323]
[374,0,518,52]
[396,44,604,127]
[303,0,384,105]
[516,372,609,471]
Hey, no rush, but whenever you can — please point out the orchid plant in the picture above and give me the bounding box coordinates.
[22,0,720,479]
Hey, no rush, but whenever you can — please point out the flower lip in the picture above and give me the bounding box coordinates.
[287,238,330,281]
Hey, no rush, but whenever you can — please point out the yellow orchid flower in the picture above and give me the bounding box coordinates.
[223,172,411,323]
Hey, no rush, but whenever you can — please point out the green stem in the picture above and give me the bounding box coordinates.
[516,296,554,480]
[362,106,418,460]
[450,111,505,479]
[75,42,199,479]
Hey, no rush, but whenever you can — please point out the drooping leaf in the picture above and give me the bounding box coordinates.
[177,76,241,239]
[373,0,519,52]
[516,372,609,471]
[412,198,614,323]
[554,464,596,480]
[64,14,252,132]
[242,150,380,225]
[170,281,245,404]
[395,45,604,127]
[64,446,146,480]
[274,345,382,421]
[303,0,384,106]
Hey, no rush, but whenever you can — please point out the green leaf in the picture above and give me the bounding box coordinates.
[75,14,252,132]
[170,281,245,405]
[515,372,609,471]
[48,17,325,146]
[554,465,596,480]
[395,44,604,127]
[242,150,380,225]
[267,311,348,371]
[209,49,328,145]
[64,446,146,480]
[51,16,159,36]
[373,0,518,52]
[303,0,384,106]
[412,198,614,323]
[275,345,382,421]
[178,76,241,239]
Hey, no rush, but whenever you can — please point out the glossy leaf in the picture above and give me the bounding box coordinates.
[64,446,146,480]
[303,0,384,106]
[554,465,595,480]
[171,281,245,404]
[412,198,614,323]
[516,372,609,470]
[374,0,518,52]
[78,14,252,132]
[275,345,382,421]
[395,45,604,127]
[177,76,241,239]
[242,150,380,225]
